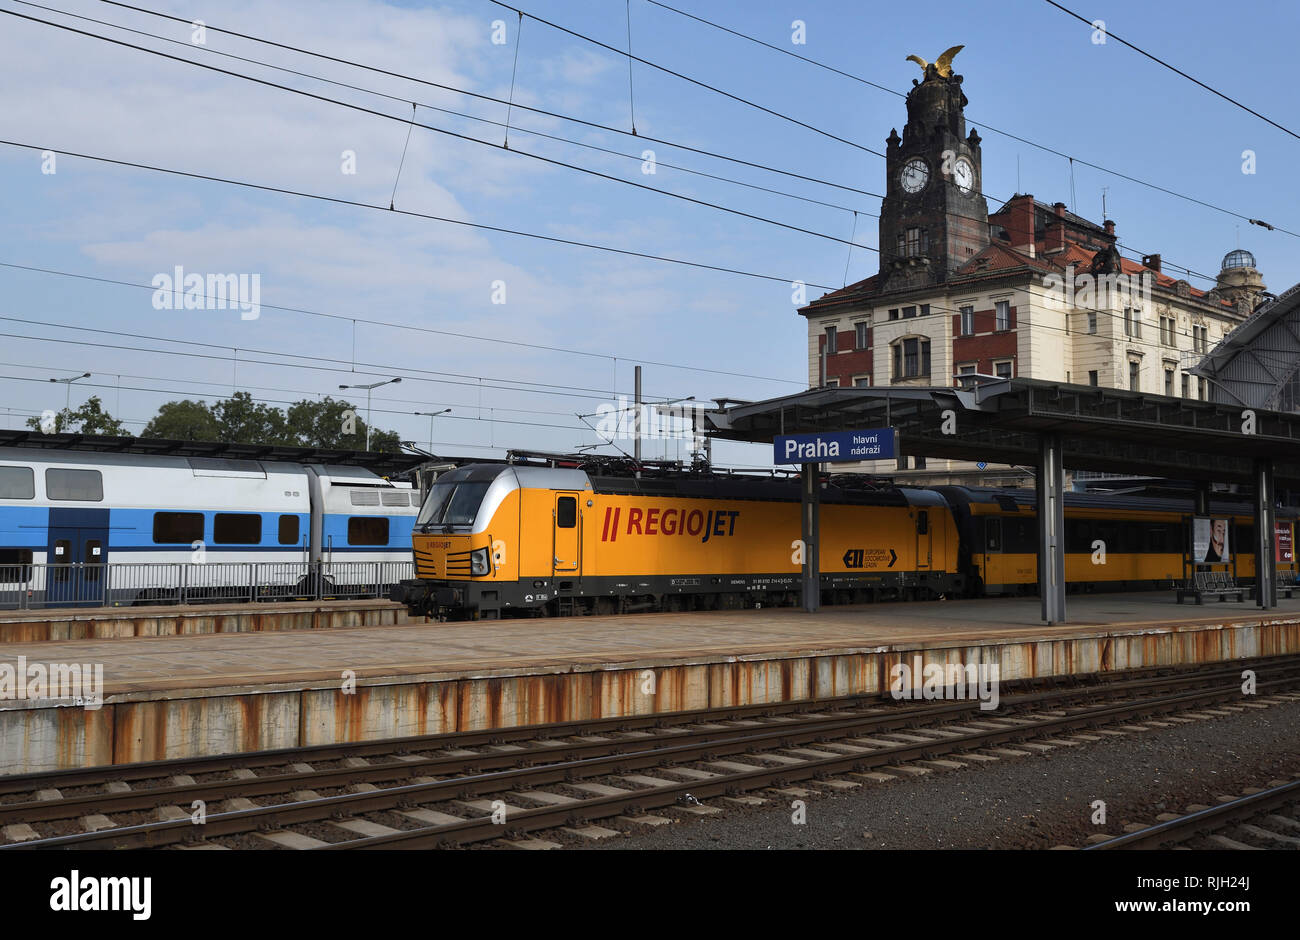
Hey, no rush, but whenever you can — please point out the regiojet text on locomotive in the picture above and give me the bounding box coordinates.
[889,657,1000,710]
[601,506,740,543]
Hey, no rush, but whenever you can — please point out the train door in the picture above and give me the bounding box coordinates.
[46,508,110,607]
[552,492,581,575]
[915,510,932,570]
[984,517,1002,587]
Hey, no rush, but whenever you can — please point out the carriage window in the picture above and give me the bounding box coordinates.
[278,515,300,545]
[46,468,103,501]
[348,517,389,546]
[214,513,262,544]
[985,519,1001,552]
[153,512,205,544]
[556,497,577,528]
[0,548,33,584]
[0,467,34,499]
[916,510,928,535]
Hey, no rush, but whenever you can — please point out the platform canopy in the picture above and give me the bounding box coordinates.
[0,428,429,477]
[706,378,1300,623]
[706,377,1300,486]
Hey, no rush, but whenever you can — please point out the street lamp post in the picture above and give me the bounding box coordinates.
[338,377,402,450]
[49,372,91,410]
[413,409,452,451]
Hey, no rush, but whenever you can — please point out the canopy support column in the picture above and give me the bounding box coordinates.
[1038,432,1066,624]
[801,462,820,613]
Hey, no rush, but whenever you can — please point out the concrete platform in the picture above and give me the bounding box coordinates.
[2,592,1298,774]
[0,599,411,643]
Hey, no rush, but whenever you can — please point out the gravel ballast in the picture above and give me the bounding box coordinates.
[578,697,1300,850]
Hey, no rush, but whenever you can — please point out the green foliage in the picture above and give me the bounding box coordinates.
[140,392,399,451]
[25,396,126,436]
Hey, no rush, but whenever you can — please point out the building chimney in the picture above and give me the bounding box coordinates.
[1046,201,1067,253]
[1142,253,1161,273]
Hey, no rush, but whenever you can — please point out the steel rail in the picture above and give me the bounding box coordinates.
[4,658,1295,825]
[7,672,1295,850]
[1083,778,1300,850]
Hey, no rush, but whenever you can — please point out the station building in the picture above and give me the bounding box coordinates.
[800,55,1271,487]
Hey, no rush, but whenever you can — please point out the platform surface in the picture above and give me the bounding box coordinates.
[3,592,1298,699]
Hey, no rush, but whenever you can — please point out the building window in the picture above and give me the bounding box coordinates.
[920,304,930,317]
[825,378,840,387]
[888,308,899,321]
[1129,360,1140,391]
[894,338,930,379]
[1199,377,1207,400]
[957,363,977,376]
[855,322,869,348]
[1088,370,1098,386]
[1164,369,1174,396]
[1160,316,1175,345]
[904,227,922,256]
[995,300,1010,331]
[1123,307,1142,338]
[853,375,871,387]
[994,360,1013,379]
[902,305,916,319]
[823,325,837,355]
[896,454,908,471]
[915,456,927,469]
[1087,311,1097,334]
[960,305,974,336]
[1182,374,1190,397]
[1192,325,1208,353]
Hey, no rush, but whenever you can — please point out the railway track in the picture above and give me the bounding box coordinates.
[1083,777,1300,850]
[2,656,1298,850]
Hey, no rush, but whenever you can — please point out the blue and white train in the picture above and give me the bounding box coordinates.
[0,446,421,607]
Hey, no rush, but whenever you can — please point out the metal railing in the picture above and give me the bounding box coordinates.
[0,561,414,610]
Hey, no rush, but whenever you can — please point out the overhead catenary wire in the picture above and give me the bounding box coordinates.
[0,260,806,386]
[1041,0,1300,143]
[0,9,880,256]
[85,0,882,199]
[643,0,1295,238]
[46,1,1235,278]
[10,0,876,218]
[28,4,1210,282]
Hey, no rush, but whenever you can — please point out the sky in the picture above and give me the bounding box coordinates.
[1,0,1297,468]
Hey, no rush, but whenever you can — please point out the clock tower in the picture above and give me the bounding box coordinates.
[879,49,990,292]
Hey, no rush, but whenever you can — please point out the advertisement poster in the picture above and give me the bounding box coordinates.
[1276,522,1294,564]
[1193,517,1230,563]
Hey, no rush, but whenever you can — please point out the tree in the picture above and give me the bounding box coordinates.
[142,399,221,441]
[134,392,401,450]
[284,396,400,451]
[26,396,126,436]
[214,392,289,445]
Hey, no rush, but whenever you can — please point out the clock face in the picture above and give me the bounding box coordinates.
[953,157,975,194]
[900,158,929,194]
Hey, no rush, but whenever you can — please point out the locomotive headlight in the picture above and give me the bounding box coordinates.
[470,547,491,577]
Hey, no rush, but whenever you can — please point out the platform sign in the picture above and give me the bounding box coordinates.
[1276,522,1294,564]
[774,428,896,464]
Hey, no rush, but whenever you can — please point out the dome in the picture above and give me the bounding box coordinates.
[1222,249,1257,271]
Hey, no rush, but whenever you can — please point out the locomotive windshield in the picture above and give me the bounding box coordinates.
[416,466,502,528]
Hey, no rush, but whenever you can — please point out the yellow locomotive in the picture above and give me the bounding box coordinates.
[391,462,1296,620]
[394,462,959,619]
